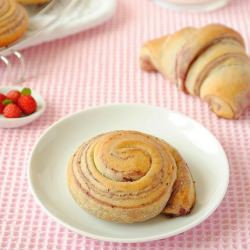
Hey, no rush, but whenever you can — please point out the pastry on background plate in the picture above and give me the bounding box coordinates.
[67,130,195,223]
[0,0,28,47]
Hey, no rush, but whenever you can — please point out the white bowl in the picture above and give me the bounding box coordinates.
[0,86,46,128]
[28,104,229,243]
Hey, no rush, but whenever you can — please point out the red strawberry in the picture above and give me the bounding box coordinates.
[0,93,6,114]
[18,95,37,114]
[3,103,22,118]
[6,90,21,103]
[0,93,6,100]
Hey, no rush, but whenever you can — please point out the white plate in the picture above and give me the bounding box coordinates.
[0,86,45,128]
[28,104,229,243]
[0,0,116,56]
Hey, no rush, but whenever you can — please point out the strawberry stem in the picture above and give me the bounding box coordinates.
[21,88,31,96]
[2,99,12,105]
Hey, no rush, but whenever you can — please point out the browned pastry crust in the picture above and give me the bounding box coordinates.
[163,147,195,216]
[160,27,197,83]
[67,131,196,223]
[200,54,250,118]
[140,35,168,72]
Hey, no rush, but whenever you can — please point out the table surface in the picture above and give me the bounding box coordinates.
[1,0,250,249]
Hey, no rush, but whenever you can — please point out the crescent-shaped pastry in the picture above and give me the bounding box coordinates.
[140,24,250,119]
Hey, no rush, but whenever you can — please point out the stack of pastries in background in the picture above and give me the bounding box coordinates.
[67,131,196,223]
[0,0,50,47]
[0,0,28,47]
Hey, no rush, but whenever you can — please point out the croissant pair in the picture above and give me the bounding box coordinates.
[140,24,250,119]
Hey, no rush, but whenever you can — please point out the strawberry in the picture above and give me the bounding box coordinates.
[18,95,37,114]
[6,90,21,103]
[0,93,6,114]
[3,103,22,118]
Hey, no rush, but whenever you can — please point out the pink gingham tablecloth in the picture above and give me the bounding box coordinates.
[1,0,250,249]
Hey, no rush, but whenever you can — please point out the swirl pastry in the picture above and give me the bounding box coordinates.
[67,130,196,223]
[0,0,28,47]
[140,24,250,119]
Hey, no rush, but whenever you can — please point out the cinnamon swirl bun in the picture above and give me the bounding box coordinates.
[67,130,195,223]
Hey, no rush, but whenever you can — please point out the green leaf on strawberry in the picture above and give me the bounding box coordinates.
[21,88,31,96]
[2,99,12,105]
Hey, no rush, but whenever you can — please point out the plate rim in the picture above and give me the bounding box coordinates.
[1,0,117,57]
[28,103,230,243]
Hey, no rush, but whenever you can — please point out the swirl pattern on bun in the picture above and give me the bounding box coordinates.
[68,130,195,223]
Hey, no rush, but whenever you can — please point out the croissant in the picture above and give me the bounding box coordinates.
[140,24,250,119]
[67,131,195,223]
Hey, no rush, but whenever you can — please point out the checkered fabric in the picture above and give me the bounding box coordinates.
[0,0,250,249]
